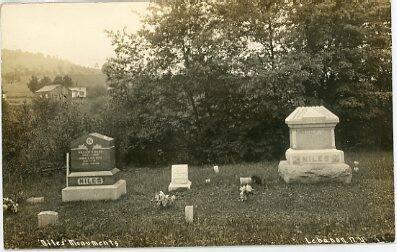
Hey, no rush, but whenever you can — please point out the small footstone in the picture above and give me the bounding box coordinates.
[213,166,219,174]
[27,197,45,204]
[185,206,193,223]
[38,211,58,228]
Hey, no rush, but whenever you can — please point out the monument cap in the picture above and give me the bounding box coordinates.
[285,106,339,125]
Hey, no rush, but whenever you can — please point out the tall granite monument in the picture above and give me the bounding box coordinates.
[278,106,352,183]
[62,133,126,201]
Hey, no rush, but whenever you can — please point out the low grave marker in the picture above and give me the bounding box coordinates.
[27,197,44,204]
[38,211,58,228]
[185,205,194,223]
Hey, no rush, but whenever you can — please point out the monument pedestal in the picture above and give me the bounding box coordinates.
[62,179,126,202]
[278,161,351,184]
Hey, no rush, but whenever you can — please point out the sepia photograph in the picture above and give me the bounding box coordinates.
[0,0,395,249]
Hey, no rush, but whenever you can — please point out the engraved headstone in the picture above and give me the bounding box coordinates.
[168,164,191,191]
[278,106,352,183]
[62,133,127,201]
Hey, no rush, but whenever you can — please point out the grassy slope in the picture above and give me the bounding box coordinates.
[1,49,107,99]
[2,151,395,248]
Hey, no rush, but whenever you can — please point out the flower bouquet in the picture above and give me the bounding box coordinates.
[154,191,176,208]
[239,185,254,201]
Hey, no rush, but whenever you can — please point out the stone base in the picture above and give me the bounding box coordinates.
[278,161,352,184]
[62,179,126,202]
[168,181,191,191]
[285,148,345,165]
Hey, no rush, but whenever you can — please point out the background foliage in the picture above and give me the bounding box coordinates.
[2,0,392,178]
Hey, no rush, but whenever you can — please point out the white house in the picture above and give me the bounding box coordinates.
[69,87,87,98]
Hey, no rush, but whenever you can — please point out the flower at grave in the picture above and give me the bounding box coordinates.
[154,191,176,208]
[3,198,18,214]
[239,185,254,202]
[353,160,359,173]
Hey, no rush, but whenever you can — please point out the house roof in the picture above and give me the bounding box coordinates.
[285,106,339,125]
[35,85,61,93]
[69,87,86,92]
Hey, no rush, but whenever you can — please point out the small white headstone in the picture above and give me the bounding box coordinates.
[240,177,252,185]
[38,211,58,228]
[205,178,211,183]
[185,205,193,223]
[213,165,219,173]
[27,197,44,204]
[168,164,191,191]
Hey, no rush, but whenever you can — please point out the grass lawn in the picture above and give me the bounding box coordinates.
[2,151,395,248]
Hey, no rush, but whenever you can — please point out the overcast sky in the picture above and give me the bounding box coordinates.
[1,2,149,68]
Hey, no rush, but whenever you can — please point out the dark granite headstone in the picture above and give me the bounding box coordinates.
[62,132,126,201]
[70,133,115,172]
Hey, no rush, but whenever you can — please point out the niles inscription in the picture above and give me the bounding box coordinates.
[77,149,104,166]
[292,154,340,164]
[77,177,104,185]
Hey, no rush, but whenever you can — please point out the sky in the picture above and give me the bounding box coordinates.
[1,1,149,68]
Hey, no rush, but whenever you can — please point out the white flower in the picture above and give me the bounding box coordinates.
[354,161,359,166]
[354,166,359,172]
[245,185,253,192]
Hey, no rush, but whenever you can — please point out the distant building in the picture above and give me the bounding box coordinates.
[35,84,72,100]
[69,87,87,98]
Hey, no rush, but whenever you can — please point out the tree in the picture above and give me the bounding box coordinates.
[27,76,40,92]
[39,76,52,88]
[290,0,392,148]
[103,0,392,165]
[53,75,74,87]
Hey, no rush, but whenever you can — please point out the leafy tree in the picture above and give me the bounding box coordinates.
[39,76,52,88]
[53,75,74,87]
[290,0,392,148]
[27,76,40,92]
[103,0,391,164]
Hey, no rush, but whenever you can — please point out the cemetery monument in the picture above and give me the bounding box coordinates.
[62,133,126,201]
[278,106,352,183]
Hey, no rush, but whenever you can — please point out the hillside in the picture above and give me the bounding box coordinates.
[1,49,107,99]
